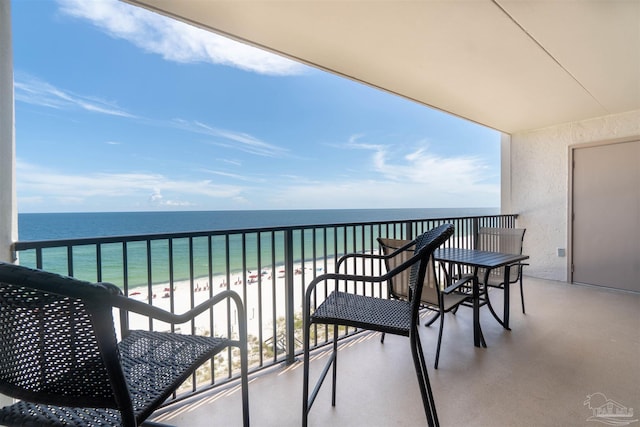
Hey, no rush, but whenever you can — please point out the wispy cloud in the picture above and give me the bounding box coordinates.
[172,119,289,158]
[200,169,266,183]
[57,0,306,76]
[343,135,493,189]
[148,188,193,207]
[14,74,136,118]
[344,133,384,151]
[228,134,500,209]
[15,72,288,159]
[254,134,498,208]
[218,158,242,167]
[268,176,498,210]
[374,147,490,189]
[17,160,245,210]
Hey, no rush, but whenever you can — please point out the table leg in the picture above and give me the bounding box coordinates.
[503,265,511,330]
[478,267,512,331]
[472,275,487,348]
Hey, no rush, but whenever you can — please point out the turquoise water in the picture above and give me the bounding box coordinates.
[18,208,497,288]
[18,208,497,240]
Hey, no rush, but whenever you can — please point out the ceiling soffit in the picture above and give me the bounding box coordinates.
[125,0,640,134]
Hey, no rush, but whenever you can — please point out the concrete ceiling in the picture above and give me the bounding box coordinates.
[125,0,640,134]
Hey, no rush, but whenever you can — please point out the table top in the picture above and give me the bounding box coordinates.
[434,247,529,269]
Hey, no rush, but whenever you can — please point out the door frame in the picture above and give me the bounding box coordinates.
[568,135,640,285]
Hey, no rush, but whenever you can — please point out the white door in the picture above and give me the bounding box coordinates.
[572,140,640,291]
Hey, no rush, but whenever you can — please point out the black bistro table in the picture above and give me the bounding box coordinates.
[434,247,530,347]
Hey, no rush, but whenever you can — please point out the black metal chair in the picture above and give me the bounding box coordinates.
[0,262,250,427]
[378,238,473,369]
[476,227,528,315]
[302,224,454,427]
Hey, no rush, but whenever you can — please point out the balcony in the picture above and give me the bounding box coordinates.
[148,275,639,426]
[10,214,640,426]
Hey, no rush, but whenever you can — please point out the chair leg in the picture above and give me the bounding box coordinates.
[424,311,441,327]
[234,299,250,427]
[434,309,445,369]
[411,329,440,427]
[380,332,386,343]
[303,323,339,427]
[239,342,250,427]
[331,326,338,407]
[302,318,311,427]
[519,277,526,314]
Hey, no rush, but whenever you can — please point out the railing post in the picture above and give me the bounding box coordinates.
[284,229,297,364]
[404,221,413,239]
[14,213,516,374]
[472,217,479,249]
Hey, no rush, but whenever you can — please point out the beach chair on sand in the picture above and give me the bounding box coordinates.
[0,262,250,427]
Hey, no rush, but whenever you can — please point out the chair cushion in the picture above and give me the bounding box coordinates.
[0,330,231,427]
[311,291,412,337]
[120,330,229,421]
[0,401,123,426]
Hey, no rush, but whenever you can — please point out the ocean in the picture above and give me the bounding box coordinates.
[18,208,498,241]
[17,208,498,288]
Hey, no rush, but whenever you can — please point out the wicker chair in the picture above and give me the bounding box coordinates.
[302,224,454,427]
[0,262,249,427]
[476,227,528,317]
[378,238,473,369]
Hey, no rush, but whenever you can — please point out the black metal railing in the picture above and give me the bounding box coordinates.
[12,214,517,401]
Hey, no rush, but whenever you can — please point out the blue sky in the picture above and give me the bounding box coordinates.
[12,0,500,213]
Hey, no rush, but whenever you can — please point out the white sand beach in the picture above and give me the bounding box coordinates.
[123,253,386,341]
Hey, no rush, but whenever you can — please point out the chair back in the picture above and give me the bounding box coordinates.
[378,224,454,308]
[406,224,454,323]
[476,227,526,283]
[0,263,130,411]
[377,238,439,306]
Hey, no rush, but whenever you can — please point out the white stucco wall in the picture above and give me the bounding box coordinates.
[0,0,15,409]
[505,109,640,281]
[0,0,17,266]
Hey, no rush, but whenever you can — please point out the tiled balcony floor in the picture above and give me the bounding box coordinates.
[148,277,640,426]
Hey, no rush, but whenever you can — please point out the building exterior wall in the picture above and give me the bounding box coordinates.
[0,0,17,265]
[0,0,15,408]
[507,109,640,281]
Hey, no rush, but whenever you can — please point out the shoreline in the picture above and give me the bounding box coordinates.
[121,235,473,340]
[123,252,385,340]
[124,259,333,339]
